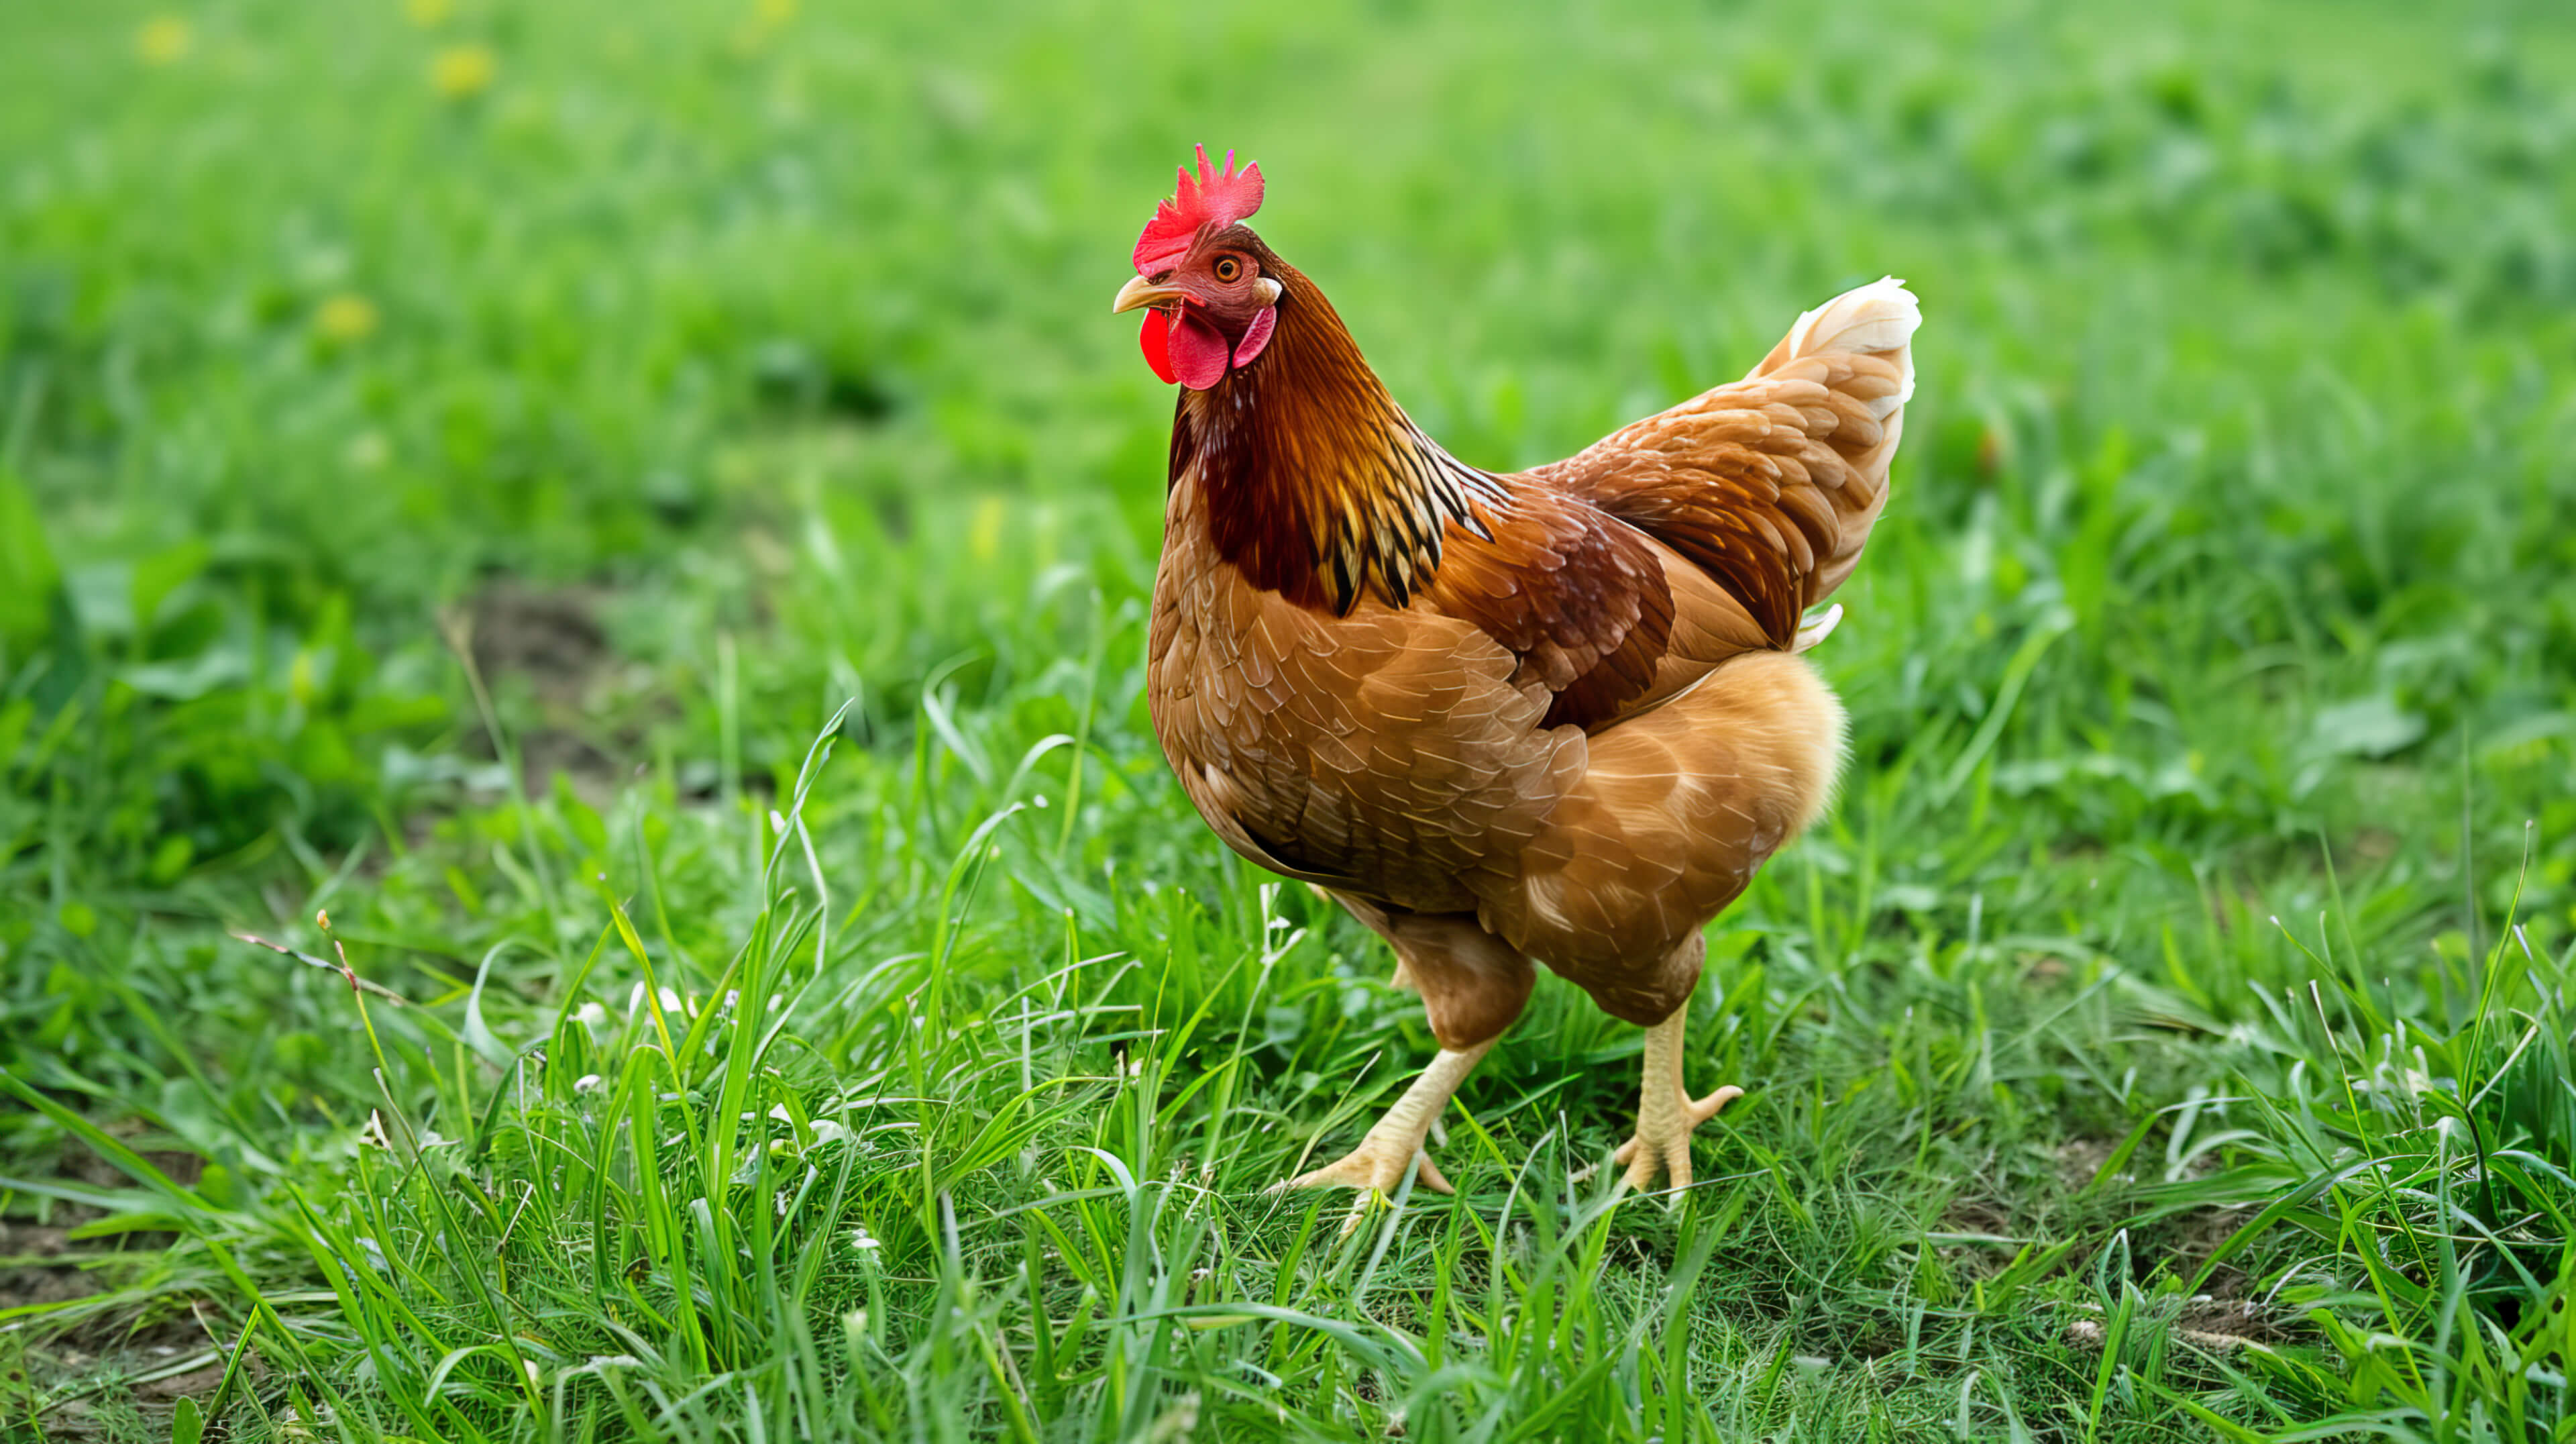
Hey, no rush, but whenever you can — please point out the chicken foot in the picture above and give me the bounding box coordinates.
[1611,1006,1741,1195]
[1275,1039,1491,1204]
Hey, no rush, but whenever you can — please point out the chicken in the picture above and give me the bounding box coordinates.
[1112,147,1917,1204]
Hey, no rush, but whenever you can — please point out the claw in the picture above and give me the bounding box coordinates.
[1414,1151,1456,1196]
[1267,1041,1491,1223]
[1275,1141,1452,1196]
[1691,1086,1743,1127]
[1612,1086,1741,1195]
[1272,1143,1451,1235]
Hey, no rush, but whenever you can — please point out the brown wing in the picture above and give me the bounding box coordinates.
[1421,486,1676,732]
[1536,278,1920,650]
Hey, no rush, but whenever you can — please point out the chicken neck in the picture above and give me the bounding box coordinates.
[1176,260,1504,615]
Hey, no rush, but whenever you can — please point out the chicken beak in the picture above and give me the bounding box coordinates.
[1112,276,1190,314]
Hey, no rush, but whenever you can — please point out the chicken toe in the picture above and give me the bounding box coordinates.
[1611,1006,1742,1196]
[1279,1138,1450,1196]
[1273,1041,1489,1220]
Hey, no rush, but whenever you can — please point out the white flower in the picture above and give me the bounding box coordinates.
[626,983,685,1017]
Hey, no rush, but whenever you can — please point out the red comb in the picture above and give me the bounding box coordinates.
[1131,145,1265,275]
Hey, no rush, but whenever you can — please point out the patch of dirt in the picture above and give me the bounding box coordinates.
[2068,1292,2306,1353]
[1939,1194,2021,1237]
[519,728,636,796]
[0,1231,209,1353]
[2019,952,2071,986]
[70,1132,204,1192]
[0,1224,102,1311]
[443,578,660,801]
[464,579,610,705]
[2082,1135,2270,1302]
[0,1219,236,1444]
[4,1336,239,1443]
[17,1125,205,1231]
[0,1221,80,1259]
[1928,1141,2158,1288]
[2054,1137,2130,1192]
[1931,1192,2043,1284]
[3,1128,208,1327]
[2151,1195,2263,1301]
[2175,1294,2300,1347]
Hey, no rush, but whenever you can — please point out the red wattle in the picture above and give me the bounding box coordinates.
[1139,311,1177,384]
[1231,306,1277,368]
[1167,312,1232,390]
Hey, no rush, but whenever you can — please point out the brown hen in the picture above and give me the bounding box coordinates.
[1112,148,1918,1204]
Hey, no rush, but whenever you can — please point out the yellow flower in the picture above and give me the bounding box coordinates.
[314,294,379,344]
[968,495,1007,564]
[404,0,453,26]
[430,44,495,99]
[733,0,796,53]
[137,15,192,64]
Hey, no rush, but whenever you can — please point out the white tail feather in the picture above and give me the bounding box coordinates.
[1794,602,1843,653]
[1760,276,1919,417]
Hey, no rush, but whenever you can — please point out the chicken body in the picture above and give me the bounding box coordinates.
[1116,159,1915,1204]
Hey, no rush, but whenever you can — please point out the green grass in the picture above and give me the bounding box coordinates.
[3,0,2574,1437]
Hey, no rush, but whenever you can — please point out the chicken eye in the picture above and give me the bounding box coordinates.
[1212,256,1242,283]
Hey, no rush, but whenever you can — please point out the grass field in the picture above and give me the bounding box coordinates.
[5,0,2575,1438]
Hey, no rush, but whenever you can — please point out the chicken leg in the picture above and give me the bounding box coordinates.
[1275,897,1532,1214]
[1275,1038,1491,1198]
[1612,1005,1741,1194]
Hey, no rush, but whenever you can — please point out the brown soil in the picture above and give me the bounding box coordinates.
[445,578,650,800]
[465,578,610,704]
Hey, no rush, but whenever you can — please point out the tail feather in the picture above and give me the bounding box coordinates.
[1754,275,1920,413]
[1750,276,1919,611]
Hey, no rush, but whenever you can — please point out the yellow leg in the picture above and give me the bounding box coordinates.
[1275,1040,1491,1202]
[1611,1007,1741,1195]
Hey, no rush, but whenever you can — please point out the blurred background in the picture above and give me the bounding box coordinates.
[3,0,2574,1434]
